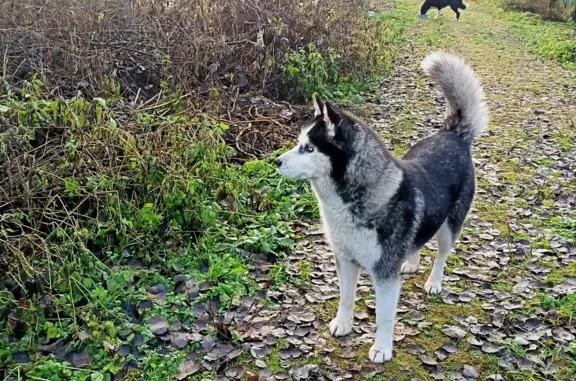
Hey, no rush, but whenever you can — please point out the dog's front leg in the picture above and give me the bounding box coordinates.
[369,275,401,363]
[329,256,360,337]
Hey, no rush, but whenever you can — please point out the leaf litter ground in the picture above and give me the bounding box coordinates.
[8,1,576,380]
[173,2,576,380]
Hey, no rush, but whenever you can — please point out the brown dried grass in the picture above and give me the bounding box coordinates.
[1,0,382,99]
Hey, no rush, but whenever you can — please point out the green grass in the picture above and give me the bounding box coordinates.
[492,0,576,69]
[545,260,576,285]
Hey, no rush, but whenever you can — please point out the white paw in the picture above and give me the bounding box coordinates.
[424,279,442,294]
[369,344,393,363]
[329,318,353,337]
[400,262,419,274]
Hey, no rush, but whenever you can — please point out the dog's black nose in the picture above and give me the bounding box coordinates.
[275,159,282,167]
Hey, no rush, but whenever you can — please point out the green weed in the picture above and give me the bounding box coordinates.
[494,2,576,68]
[0,79,318,379]
[285,43,373,103]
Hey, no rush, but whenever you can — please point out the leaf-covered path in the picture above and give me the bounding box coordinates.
[241,1,576,380]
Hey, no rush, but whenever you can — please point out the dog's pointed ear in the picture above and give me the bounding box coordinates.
[312,93,324,117]
[323,101,342,136]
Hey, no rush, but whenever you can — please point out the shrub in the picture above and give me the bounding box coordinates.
[0,0,401,290]
[0,0,395,102]
[0,1,400,378]
[502,0,572,20]
[0,77,319,291]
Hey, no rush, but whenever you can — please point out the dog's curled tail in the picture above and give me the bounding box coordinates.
[421,51,488,145]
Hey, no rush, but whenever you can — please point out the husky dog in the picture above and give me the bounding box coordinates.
[275,52,488,363]
[419,0,468,20]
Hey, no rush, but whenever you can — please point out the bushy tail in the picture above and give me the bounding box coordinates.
[421,51,488,145]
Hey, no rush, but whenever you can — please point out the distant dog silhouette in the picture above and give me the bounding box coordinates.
[419,0,467,20]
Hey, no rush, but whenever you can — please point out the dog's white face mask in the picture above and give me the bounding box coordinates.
[275,129,332,180]
[275,97,338,180]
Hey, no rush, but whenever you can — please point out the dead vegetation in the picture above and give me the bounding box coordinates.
[502,0,574,20]
[0,0,401,291]
[1,0,388,100]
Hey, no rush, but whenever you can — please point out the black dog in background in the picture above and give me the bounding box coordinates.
[420,0,467,20]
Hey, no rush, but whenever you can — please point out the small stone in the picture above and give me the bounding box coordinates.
[365,299,376,310]
[126,359,139,371]
[430,367,445,380]
[435,348,450,361]
[516,357,533,370]
[193,303,207,315]
[469,336,483,346]
[38,339,65,354]
[409,310,426,321]
[174,275,187,283]
[275,372,290,380]
[406,343,424,355]
[198,281,213,292]
[175,280,195,294]
[121,303,140,323]
[187,286,200,300]
[259,369,273,381]
[250,346,270,359]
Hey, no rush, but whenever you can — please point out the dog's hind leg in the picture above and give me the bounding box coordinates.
[400,250,420,274]
[330,256,360,337]
[425,191,472,294]
[450,5,461,20]
[435,8,442,19]
[424,222,453,294]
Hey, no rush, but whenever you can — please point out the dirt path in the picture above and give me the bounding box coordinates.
[246,1,576,380]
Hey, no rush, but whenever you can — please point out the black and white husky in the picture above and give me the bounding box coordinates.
[275,52,488,363]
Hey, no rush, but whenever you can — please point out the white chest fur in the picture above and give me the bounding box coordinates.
[312,183,382,271]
